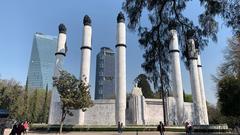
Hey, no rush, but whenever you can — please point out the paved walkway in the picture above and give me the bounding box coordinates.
[4,129,233,135]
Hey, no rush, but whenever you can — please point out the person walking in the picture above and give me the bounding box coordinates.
[185,121,192,135]
[117,121,121,134]
[157,121,165,135]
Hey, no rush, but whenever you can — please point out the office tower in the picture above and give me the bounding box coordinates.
[27,33,57,90]
[95,47,115,99]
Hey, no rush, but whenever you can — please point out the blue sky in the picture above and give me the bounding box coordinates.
[0,1,232,104]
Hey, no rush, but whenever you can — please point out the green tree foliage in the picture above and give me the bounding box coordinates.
[134,74,154,98]
[215,35,240,117]
[218,36,240,78]
[53,71,93,134]
[221,0,240,35]
[217,76,240,117]
[0,78,51,123]
[183,91,193,103]
[214,35,240,127]
[207,104,222,124]
[28,88,51,123]
[0,79,24,121]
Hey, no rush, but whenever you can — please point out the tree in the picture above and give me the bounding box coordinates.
[53,71,93,134]
[40,84,49,123]
[183,91,193,103]
[23,78,29,120]
[122,0,240,125]
[217,76,240,116]
[0,79,24,120]
[218,35,240,78]
[134,74,154,98]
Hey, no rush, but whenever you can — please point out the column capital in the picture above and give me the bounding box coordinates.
[58,24,67,34]
[83,15,91,26]
[117,12,125,23]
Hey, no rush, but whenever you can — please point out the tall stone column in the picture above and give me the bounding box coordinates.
[197,53,209,124]
[48,24,67,124]
[79,15,92,125]
[115,12,126,126]
[186,30,203,125]
[169,25,184,125]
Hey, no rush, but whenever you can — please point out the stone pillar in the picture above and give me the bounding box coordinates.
[186,30,202,125]
[197,53,209,124]
[169,25,184,125]
[115,12,126,126]
[79,15,92,125]
[48,24,67,124]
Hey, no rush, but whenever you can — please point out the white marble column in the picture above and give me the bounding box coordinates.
[169,28,184,125]
[48,24,67,124]
[79,15,92,125]
[197,53,209,124]
[115,12,126,126]
[186,31,202,125]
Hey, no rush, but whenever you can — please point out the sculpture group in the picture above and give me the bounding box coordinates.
[48,12,208,126]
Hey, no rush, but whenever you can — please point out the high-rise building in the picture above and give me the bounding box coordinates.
[27,33,57,90]
[95,47,115,99]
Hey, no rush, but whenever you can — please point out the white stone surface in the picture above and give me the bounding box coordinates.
[117,23,126,44]
[115,21,126,125]
[79,24,92,125]
[187,39,203,125]
[197,54,209,124]
[49,97,194,126]
[144,99,164,125]
[169,29,184,124]
[84,99,115,125]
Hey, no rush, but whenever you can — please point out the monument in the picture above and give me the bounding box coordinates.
[48,13,209,126]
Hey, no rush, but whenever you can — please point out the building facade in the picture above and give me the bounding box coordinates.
[95,47,115,99]
[27,33,57,90]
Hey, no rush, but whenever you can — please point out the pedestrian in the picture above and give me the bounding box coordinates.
[9,124,17,135]
[23,121,29,135]
[120,122,123,133]
[117,121,121,133]
[185,121,192,135]
[16,122,24,135]
[157,121,165,135]
[185,122,189,135]
[188,122,192,135]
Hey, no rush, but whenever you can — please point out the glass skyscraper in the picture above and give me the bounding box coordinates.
[27,33,57,90]
[95,47,115,99]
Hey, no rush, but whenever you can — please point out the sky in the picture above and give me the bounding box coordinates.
[0,1,233,105]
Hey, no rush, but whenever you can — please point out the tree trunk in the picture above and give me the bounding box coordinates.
[59,120,64,134]
[59,109,66,134]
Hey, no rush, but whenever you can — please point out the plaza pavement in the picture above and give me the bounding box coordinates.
[4,129,233,135]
